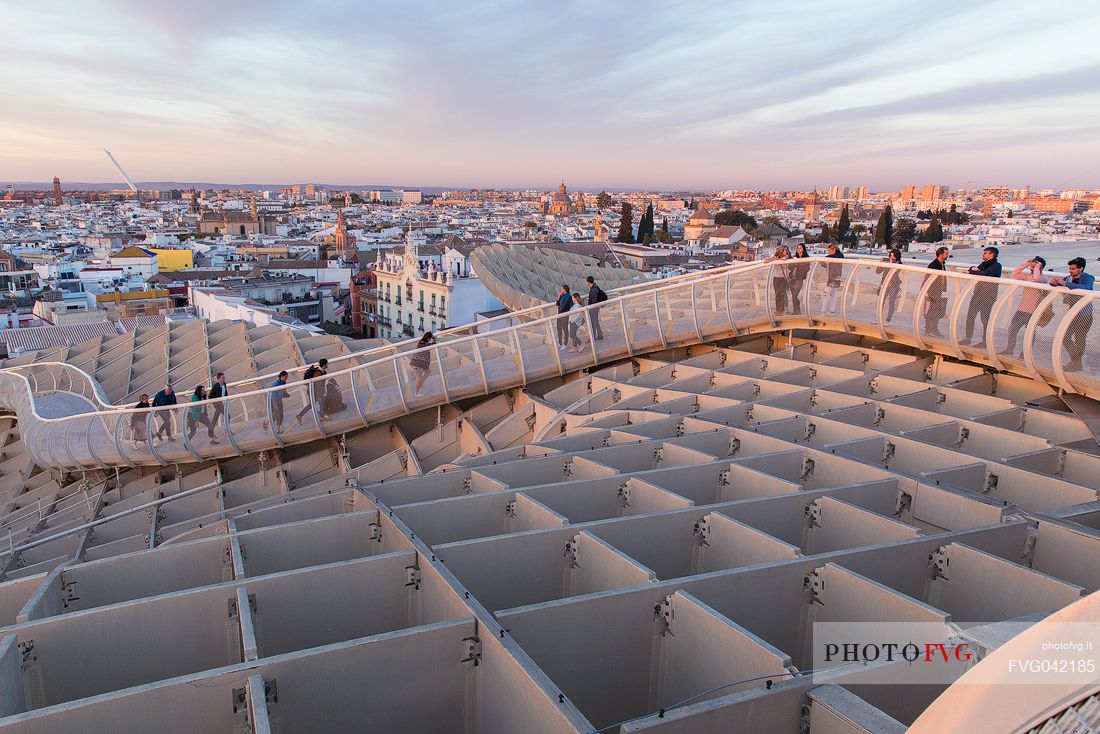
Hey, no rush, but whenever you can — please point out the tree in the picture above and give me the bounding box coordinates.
[640,203,655,242]
[616,202,635,243]
[642,232,654,245]
[819,223,832,243]
[893,218,916,250]
[917,217,944,243]
[874,205,893,245]
[654,228,674,244]
[596,191,612,209]
[837,204,850,241]
[661,217,669,234]
[714,209,758,230]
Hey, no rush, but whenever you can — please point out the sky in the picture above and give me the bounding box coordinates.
[3,0,1100,191]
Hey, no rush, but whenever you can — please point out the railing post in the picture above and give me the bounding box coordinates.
[946,278,976,359]
[1050,296,1092,392]
[619,298,635,356]
[763,263,776,328]
[549,321,564,376]
[984,283,1021,371]
[804,261,821,327]
[911,274,938,352]
[510,329,528,386]
[691,282,703,343]
[392,359,410,415]
[653,291,668,349]
[724,271,739,336]
[470,336,490,394]
[838,263,860,331]
[437,345,453,403]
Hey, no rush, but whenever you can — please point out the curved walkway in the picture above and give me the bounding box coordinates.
[0,257,1097,470]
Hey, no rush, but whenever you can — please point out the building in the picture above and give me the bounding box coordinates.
[335,209,356,261]
[374,232,502,337]
[683,204,717,240]
[827,185,849,200]
[197,210,262,236]
[856,185,870,200]
[52,177,62,206]
[546,182,583,216]
[920,184,948,201]
[148,248,194,272]
[804,190,823,222]
[109,246,159,279]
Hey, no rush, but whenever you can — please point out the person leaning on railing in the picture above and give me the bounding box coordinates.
[788,243,810,313]
[1049,257,1095,372]
[876,249,903,324]
[961,246,1002,348]
[818,244,844,316]
[1000,257,1047,358]
[763,245,791,315]
[923,247,950,337]
[130,393,150,446]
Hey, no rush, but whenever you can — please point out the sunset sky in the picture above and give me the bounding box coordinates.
[4,0,1100,190]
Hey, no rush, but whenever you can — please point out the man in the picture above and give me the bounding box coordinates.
[961,246,1002,347]
[1050,257,1095,372]
[150,382,177,442]
[1000,257,1046,357]
[922,247,950,337]
[555,284,573,349]
[266,370,290,432]
[296,358,328,425]
[818,244,844,316]
[208,372,227,436]
[586,275,607,341]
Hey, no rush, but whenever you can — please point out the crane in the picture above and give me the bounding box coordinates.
[103,149,138,193]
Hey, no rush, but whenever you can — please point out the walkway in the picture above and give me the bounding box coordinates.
[0,257,1097,470]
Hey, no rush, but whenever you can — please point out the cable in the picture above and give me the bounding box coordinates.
[587,669,817,733]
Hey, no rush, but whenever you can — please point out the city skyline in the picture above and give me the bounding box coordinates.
[4,0,1100,190]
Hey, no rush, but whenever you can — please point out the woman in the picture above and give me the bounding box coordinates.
[187,385,218,443]
[877,249,903,323]
[130,393,151,446]
[788,243,810,313]
[567,293,586,352]
[764,245,791,315]
[410,331,436,396]
[1001,257,1047,357]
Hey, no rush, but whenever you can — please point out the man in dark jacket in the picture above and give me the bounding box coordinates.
[586,275,607,340]
[818,244,845,315]
[555,284,573,349]
[208,372,227,436]
[924,247,950,336]
[961,247,1002,347]
[151,382,177,441]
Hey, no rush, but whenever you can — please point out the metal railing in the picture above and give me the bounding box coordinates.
[0,257,1096,470]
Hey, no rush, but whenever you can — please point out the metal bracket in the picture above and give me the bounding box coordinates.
[805,500,822,529]
[929,546,950,580]
[462,475,473,494]
[617,482,630,508]
[368,522,382,543]
[524,413,537,431]
[804,422,816,441]
[18,640,35,668]
[61,580,79,608]
[718,469,731,488]
[803,570,825,605]
[404,565,421,590]
[718,352,727,367]
[505,500,517,518]
[563,460,573,478]
[729,437,741,456]
[873,407,886,426]
[461,636,482,666]
[1055,449,1067,477]
[752,382,761,398]
[564,536,579,568]
[956,427,970,447]
[654,595,675,636]
[882,442,896,463]
[807,367,818,384]
[1022,526,1039,566]
[868,377,879,395]
[894,490,913,517]
[924,364,935,381]
[984,472,999,495]
[232,686,248,715]
[653,447,663,464]
[675,420,685,437]
[693,516,711,547]
[937,392,947,406]
[800,457,815,483]
[760,358,769,375]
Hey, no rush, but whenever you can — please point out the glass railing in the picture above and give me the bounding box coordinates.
[2,257,1097,469]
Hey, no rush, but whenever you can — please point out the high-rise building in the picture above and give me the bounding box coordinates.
[827,185,849,200]
[335,209,356,262]
[52,177,62,206]
[920,184,947,201]
[901,185,916,200]
[856,185,869,200]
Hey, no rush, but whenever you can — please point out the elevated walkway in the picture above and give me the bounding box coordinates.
[1,257,1097,470]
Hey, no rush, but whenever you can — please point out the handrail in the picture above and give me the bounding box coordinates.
[0,257,1096,469]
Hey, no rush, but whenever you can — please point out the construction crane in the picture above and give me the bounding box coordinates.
[103,149,138,192]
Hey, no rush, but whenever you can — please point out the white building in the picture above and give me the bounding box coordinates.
[108,246,158,279]
[374,232,502,339]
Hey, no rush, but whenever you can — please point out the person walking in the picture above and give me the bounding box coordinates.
[567,293,586,352]
[186,385,218,443]
[788,243,810,313]
[877,249,903,323]
[924,247,950,337]
[130,393,151,446]
[961,247,1002,347]
[586,276,607,340]
[1000,257,1047,357]
[555,285,573,349]
[410,332,436,396]
[208,372,227,436]
[764,245,791,315]
[1050,257,1095,372]
[151,383,177,442]
[295,358,329,425]
[266,371,289,432]
[818,243,844,315]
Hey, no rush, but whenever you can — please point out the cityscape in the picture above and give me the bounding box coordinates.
[2,1,1100,733]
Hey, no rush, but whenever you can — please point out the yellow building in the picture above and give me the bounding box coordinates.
[149,248,194,272]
